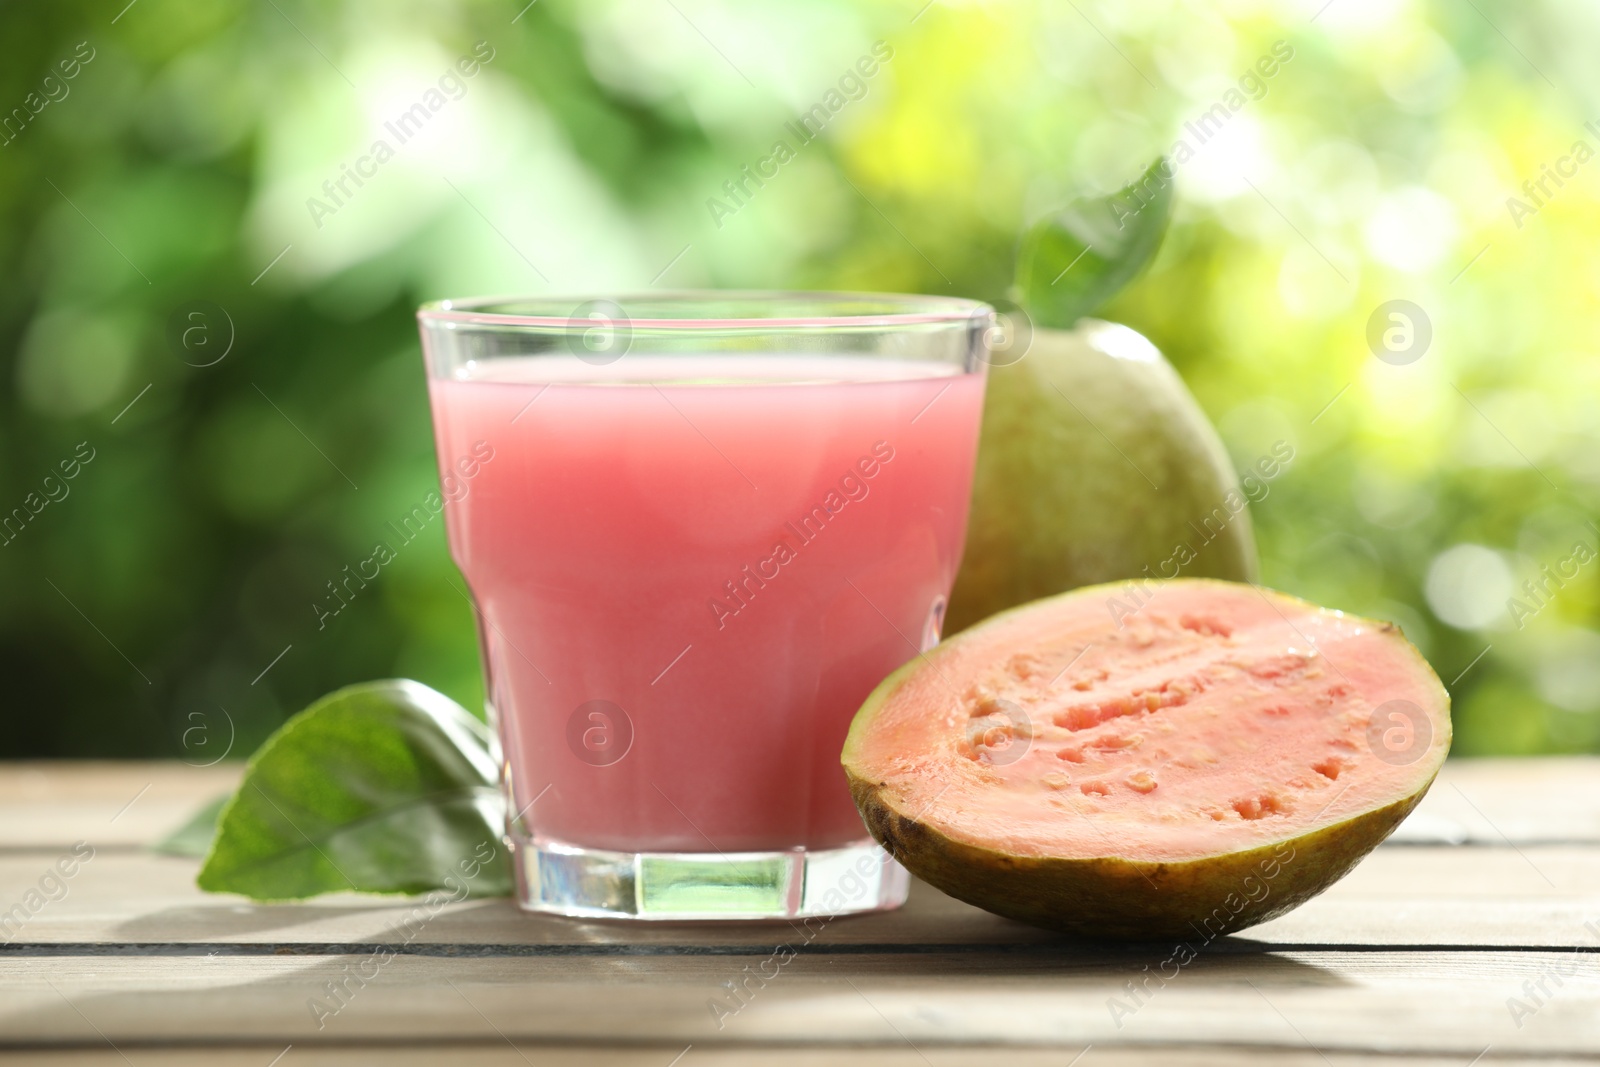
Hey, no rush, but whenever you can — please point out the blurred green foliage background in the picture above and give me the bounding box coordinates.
[1,0,1595,760]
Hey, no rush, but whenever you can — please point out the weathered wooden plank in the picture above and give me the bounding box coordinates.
[0,756,1592,1063]
[2,1047,1595,1067]
[1392,758,1600,845]
[0,758,1594,851]
[0,763,238,851]
[0,951,1594,1054]
[1,845,1594,950]
[8,1047,1598,1067]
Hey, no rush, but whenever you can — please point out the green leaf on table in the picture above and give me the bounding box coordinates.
[197,679,512,900]
[1016,155,1174,329]
[152,793,229,857]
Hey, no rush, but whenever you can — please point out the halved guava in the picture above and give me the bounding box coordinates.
[843,579,1450,941]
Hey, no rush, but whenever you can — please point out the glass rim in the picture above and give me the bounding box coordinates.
[416,290,992,331]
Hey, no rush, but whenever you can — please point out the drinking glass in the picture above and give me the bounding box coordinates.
[417,292,992,919]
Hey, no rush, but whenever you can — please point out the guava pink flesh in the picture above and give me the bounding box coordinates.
[852,581,1450,863]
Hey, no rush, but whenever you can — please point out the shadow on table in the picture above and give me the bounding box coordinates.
[8,933,1352,1052]
[108,876,1358,990]
[108,898,483,943]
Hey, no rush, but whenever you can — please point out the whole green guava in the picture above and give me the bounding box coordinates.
[945,320,1258,633]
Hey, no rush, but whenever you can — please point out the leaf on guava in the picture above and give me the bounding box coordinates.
[1016,156,1174,329]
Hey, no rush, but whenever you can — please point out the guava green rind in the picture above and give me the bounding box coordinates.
[848,766,1433,942]
[946,323,1257,634]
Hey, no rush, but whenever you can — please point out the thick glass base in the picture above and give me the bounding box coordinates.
[510,832,910,920]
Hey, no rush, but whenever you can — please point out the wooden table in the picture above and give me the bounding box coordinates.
[0,759,1596,1065]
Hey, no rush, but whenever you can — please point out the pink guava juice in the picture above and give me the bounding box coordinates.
[428,355,985,854]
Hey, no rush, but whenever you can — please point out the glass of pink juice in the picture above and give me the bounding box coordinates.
[417,292,992,920]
